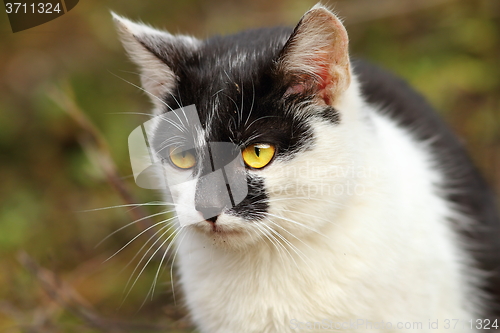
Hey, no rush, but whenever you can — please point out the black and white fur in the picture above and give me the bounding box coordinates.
[113,5,500,332]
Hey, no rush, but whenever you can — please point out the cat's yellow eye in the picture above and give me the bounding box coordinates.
[242,143,275,169]
[169,147,196,169]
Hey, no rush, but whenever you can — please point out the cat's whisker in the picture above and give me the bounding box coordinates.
[243,78,256,127]
[268,199,349,220]
[78,201,170,213]
[144,227,192,307]
[97,210,174,248]
[249,222,267,244]
[143,227,185,303]
[123,222,180,293]
[244,115,280,133]
[244,133,265,146]
[162,96,189,131]
[262,217,314,251]
[223,92,241,126]
[119,222,175,274]
[123,226,182,304]
[106,112,155,118]
[265,212,330,240]
[103,215,177,263]
[155,135,186,148]
[134,230,184,311]
[222,69,242,125]
[271,229,313,271]
[253,222,288,267]
[165,91,183,112]
[168,227,190,305]
[261,223,301,270]
[227,118,236,141]
[259,221,295,265]
[239,78,244,127]
[252,222,276,250]
[120,222,177,307]
[277,208,342,228]
[268,221,311,269]
[174,87,190,125]
[150,225,185,298]
[118,224,177,308]
[118,70,186,125]
[108,71,176,113]
[116,69,143,77]
[109,72,192,134]
[149,225,186,302]
[157,113,188,134]
[211,88,226,98]
[155,136,189,154]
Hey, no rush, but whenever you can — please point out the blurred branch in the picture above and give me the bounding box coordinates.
[48,84,159,241]
[18,252,176,333]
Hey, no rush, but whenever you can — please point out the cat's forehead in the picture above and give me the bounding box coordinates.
[162,27,295,141]
[177,28,292,98]
[201,27,292,67]
[116,8,346,150]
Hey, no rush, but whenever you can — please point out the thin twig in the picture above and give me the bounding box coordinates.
[18,252,180,332]
[47,84,162,243]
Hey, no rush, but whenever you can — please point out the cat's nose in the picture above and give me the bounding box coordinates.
[196,206,220,223]
[205,215,218,224]
[195,165,231,223]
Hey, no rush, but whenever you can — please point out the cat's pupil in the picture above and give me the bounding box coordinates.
[182,151,186,158]
[254,147,260,157]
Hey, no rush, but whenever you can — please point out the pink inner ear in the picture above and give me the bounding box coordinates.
[285,52,333,103]
[285,83,305,96]
[316,61,333,104]
[311,52,332,89]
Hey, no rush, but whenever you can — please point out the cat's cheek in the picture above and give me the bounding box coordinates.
[257,123,357,236]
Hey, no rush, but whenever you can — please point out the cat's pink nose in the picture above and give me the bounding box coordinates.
[205,216,218,224]
[196,206,221,223]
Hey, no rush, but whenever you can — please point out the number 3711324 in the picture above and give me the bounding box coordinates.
[5,3,62,14]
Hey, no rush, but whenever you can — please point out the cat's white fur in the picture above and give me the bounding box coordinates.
[114,6,484,333]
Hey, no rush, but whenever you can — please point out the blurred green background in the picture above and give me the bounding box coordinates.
[0,0,499,331]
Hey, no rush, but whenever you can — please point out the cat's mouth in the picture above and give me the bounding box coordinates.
[209,223,244,236]
[192,216,246,237]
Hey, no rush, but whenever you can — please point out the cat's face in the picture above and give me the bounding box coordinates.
[116,6,362,249]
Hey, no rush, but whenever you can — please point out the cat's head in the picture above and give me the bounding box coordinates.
[115,5,365,250]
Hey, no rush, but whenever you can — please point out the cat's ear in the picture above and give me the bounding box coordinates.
[277,5,350,105]
[112,13,199,109]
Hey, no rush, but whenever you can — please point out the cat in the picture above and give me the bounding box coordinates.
[113,4,500,333]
